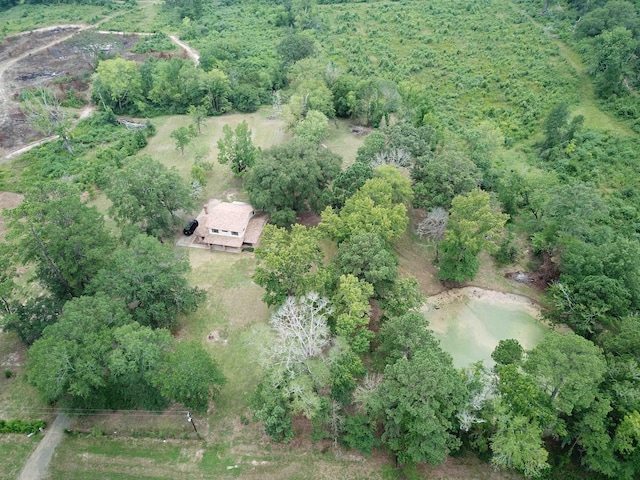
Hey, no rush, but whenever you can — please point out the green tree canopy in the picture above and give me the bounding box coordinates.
[491,339,524,366]
[201,69,232,115]
[170,125,194,155]
[490,408,550,478]
[438,189,508,283]
[106,155,196,239]
[411,149,482,210]
[92,58,142,113]
[245,139,341,227]
[375,311,443,368]
[331,161,374,209]
[293,109,330,144]
[7,182,115,299]
[151,341,226,413]
[26,294,132,404]
[523,332,607,415]
[332,232,398,298]
[88,234,204,330]
[331,274,374,354]
[321,178,408,244]
[253,225,324,306]
[371,346,467,466]
[217,120,258,176]
[587,27,638,98]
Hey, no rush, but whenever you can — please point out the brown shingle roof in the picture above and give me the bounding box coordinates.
[204,201,254,233]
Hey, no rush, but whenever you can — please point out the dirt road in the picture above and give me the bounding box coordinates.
[169,34,200,66]
[0,16,199,160]
[17,412,70,480]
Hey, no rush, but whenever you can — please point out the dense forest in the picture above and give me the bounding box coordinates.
[1,0,640,478]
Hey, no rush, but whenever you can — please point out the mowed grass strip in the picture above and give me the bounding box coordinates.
[50,436,206,480]
[0,434,40,480]
[182,249,269,421]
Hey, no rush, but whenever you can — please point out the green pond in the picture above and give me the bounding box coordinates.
[425,291,548,368]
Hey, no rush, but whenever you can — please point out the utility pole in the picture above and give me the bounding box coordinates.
[187,412,198,434]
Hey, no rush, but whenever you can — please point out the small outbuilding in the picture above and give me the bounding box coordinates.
[194,200,267,252]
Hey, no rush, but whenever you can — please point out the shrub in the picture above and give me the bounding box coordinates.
[0,419,46,434]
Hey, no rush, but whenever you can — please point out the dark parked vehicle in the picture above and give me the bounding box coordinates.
[183,219,199,236]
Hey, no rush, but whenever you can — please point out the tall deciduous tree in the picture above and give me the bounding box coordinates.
[375,311,443,368]
[412,150,482,210]
[277,32,316,66]
[293,109,330,144]
[152,342,225,413]
[331,161,374,208]
[333,232,398,297]
[321,179,408,244]
[201,69,232,115]
[332,274,374,354]
[245,139,341,227]
[371,347,467,466]
[92,58,142,112]
[106,155,196,239]
[217,121,258,176]
[170,125,194,155]
[588,27,638,98]
[490,407,550,478]
[438,189,508,283]
[7,182,115,299]
[26,294,132,404]
[188,104,207,134]
[253,225,324,307]
[523,332,607,415]
[88,234,204,330]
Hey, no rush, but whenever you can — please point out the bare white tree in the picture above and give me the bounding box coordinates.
[22,88,73,153]
[416,207,449,240]
[272,90,283,118]
[324,62,339,86]
[269,293,332,374]
[372,147,411,168]
[328,400,345,446]
[353,372,384,413]
[458,366,496,432]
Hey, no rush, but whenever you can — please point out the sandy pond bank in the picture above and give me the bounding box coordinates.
[421,287,551,367]
[424,286,543,319]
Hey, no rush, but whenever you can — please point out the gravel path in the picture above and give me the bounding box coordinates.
[17,412,70,480]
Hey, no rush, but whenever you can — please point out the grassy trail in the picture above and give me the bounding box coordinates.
[513,4,636,136]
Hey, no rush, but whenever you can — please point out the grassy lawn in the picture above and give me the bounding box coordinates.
[50,432,520,480]
[0,434,41,480]
[142,110,288,208]
[0,331,51,419]
[0,332,49,480]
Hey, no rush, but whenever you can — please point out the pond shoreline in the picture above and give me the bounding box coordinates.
[425,286,543,319]
[424,286,571,334]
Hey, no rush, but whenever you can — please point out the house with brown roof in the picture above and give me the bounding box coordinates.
[193,200,267,252]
